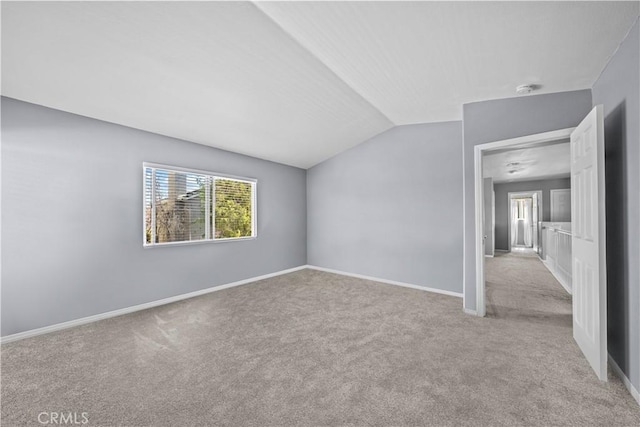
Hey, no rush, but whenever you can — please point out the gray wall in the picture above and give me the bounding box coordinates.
[493,178,570,251]
[462,89,593,312]
[592,18,639,392]
[308,122,463,294]
[1,97,307,337]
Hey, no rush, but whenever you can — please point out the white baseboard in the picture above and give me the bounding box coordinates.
[1,265,308,345]
[484,254,494,258]
[463,308,479,316]
[609,354,640,405]
[306,265,463,298]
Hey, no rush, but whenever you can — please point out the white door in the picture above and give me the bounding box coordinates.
[571,105,607,381]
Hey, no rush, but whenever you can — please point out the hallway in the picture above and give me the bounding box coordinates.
[486,250,572,326]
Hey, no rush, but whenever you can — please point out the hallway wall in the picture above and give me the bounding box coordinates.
[493,178,570,251]
[592,18,640,394]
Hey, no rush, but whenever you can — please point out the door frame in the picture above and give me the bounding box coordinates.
[507,191,542,251]
[473,127,574,317]
[483,178,496,257]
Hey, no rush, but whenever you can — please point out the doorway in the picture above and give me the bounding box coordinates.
[473,127,574,318]
[507,191,543,253]
[472,105,608,381]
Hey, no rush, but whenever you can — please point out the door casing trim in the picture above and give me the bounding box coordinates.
[471,127,575,316]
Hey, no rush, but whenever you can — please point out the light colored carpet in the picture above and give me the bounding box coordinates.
[2,259,639,426]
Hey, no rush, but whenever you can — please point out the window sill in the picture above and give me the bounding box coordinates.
[143,236,256,248]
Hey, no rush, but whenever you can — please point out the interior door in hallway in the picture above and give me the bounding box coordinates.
[571,105,607,381]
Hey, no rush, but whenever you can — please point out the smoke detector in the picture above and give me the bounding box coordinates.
[516,84,535,95]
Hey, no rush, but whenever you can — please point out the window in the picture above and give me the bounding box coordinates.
[516,199,526,220]
[144,163,256,246]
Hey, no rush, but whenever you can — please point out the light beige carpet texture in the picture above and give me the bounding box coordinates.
[2,254,639,426]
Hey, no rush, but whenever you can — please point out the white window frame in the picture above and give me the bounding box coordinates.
[143,162,257,247]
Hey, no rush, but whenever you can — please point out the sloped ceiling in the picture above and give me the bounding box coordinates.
[2,1,638,168]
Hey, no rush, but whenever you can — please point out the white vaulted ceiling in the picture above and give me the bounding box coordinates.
[256,1,638,124]
[2,1,638,168]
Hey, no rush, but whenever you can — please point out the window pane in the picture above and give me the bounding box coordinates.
[154,169,208,243]
[215,178,253,239]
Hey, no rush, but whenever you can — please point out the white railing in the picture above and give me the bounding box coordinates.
[541,223,572,294]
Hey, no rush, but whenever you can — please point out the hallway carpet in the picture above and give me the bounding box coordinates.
[2,263,639,426]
